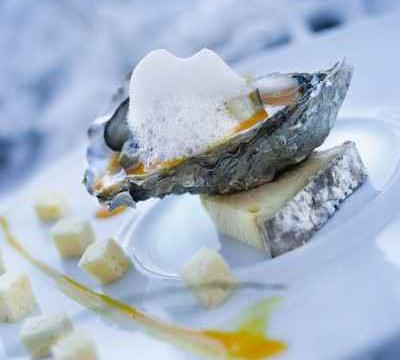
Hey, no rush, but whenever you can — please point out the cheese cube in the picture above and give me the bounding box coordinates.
[0,272,36,322]
[79,238,130,284]
[34,194,69,222]
[52,330,98,360]
[51,219,95,258]
[20,313,73,359]
[181,248,237,308]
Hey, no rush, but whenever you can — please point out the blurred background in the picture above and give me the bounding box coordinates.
[0,0,398,194]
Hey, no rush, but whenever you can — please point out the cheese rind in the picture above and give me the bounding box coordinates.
[51,219,95,258]
[34,194,69,222]
[20,313,73,359]
[181,248,237,308]
[201,142,367,257]
[52,330,98,360]
[79,238,130,284]
[0,272,36,322]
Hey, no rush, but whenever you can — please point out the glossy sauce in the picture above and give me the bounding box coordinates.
[107,153,122,174]
[204,330,286,359]
[259,86,299,106]
[127,158,185,176]
[127,162,146,175]
[0,217,286,360]
[233,109,268,134]
[95,205,128,219]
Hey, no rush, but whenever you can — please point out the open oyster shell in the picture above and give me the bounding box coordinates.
[84,60,352,208]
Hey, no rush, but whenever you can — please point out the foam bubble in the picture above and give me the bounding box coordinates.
[128,49,251,165]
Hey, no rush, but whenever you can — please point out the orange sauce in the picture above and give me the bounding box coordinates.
[159,157,184,169]
[95,205,128,219]
[110,107,269,178]
[233,109,268,134]
[127,158,184,176]
[127,162,146,175]
[107,153,122,174]
[204,330,286,359]
[260,87,299,106]
[0,217,287,360]
[94,178,104,192]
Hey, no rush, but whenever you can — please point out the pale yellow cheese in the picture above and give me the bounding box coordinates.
[181,248,237,308]
[79,238,130,284]
[20,313,73,359]
[52,330,98,360]
[51,219,95,258]
[34,193,69,222]
[201,150,330,253]
[0,271,36,322]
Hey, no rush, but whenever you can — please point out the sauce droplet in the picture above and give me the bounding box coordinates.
[233,109,268,134]
[107,153,122,174]
[95,205,128,219]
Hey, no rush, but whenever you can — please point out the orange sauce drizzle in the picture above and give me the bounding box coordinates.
[0,217,286,360]
[107,153,122,174]
[127,158,185,176]
[94,178,104,192]
[204,330,286,359]
[110,107,269,179]
[159,157,185,169]
[127,162,146,175]
[260,87,299,106]
[233,109,268,134]
[95,205,128,219]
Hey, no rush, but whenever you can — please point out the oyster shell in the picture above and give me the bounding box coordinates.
[84,60,352,208]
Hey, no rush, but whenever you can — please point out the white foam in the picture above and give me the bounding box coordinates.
[128,49,251,165]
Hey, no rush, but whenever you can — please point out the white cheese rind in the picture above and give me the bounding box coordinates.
[181,248,237,308]
[0,272,36,322]
[263,141,366,256]
[78,238,130,284]
[202,142,367,256]
[51,219,95,258]
[20,313,73,359]
[34,194,69,222]
[52,330,98,360]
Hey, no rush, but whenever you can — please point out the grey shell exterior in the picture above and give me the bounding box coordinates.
[84,61,353,207]
[260,141,367,257]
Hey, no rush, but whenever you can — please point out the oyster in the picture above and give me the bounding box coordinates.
[84,60,352,208]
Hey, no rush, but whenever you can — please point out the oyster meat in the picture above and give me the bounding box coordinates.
[84,53,352,209]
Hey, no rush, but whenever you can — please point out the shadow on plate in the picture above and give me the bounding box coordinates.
[347,331,400,360]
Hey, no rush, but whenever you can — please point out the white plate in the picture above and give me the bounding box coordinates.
[2,113,400,360]
[122,113,400,360]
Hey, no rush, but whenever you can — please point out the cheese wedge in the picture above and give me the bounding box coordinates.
[52,330,98,360]
[0,271,37,322]
[201,142,367,256]
[181,248,237,308]
[20,313,73,359]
